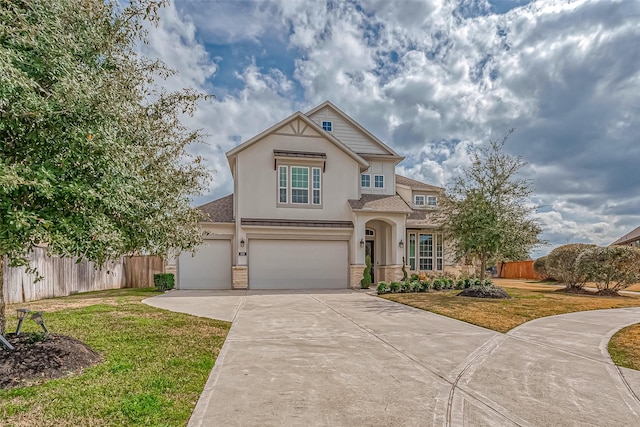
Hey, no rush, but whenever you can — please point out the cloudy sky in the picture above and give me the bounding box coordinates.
[140,0,640,257]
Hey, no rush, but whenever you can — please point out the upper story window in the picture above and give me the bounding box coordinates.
[414,195,425,206]
[322,121,332,131]
[361,174,371,188]
[374,175,384,188]
[278,165,322,207]
[427,196,437,207]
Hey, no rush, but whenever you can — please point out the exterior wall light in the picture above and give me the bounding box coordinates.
[30,312,50,335]
[16,309,31,336]
[360,238,365,248]
[240,238,245,247]
[399,239,404,248]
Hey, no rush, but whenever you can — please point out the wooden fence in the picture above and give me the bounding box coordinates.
[498,260,541,280]
[2,248,163,303]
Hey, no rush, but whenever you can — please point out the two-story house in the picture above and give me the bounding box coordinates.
[177,101,455,290]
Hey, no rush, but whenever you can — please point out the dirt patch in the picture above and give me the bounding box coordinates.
[0,334,102,390]
[458,286,511,299]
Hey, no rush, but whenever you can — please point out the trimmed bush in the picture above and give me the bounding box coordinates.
[361,254,372,289]
[402,257,408,282]
[389,282,401,292]
[153,273,174,291]
[410,273,420,282]
[546,243,596,290]
[376,282,389,294]
[576,246,640,295]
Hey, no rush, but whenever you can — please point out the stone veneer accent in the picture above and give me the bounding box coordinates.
[232,266,248,289]
[349,265,365,289]
[378,265,403,283]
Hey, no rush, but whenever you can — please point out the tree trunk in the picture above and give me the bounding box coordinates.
[480,254,486,280]
[0,257,5,335]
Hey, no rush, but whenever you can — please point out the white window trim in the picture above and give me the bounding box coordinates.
[276,164,323,208]
[374,174,385,189]
[414,195,425,206]
[427,196,437,207]
[407,232,443,272]
[361,173,371,188]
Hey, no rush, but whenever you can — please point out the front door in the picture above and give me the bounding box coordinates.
[365,240,374,283]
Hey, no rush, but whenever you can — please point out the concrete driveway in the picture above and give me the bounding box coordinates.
[145,290,640,426]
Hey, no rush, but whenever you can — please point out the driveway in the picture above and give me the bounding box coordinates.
[145,290,640,426]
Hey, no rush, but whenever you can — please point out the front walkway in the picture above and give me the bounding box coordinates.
[145,290,640,426]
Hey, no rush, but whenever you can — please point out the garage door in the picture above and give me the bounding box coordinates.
[178,240,231,289]
[249,240,348,289]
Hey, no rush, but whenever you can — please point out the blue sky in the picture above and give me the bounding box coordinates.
[140,0,640,257]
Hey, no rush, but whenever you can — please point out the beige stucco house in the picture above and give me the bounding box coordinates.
[611,226,640,248]
[177,101,451,290]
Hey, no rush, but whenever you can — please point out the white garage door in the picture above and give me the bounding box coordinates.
[249,240,348,289]
[178,240,231,289]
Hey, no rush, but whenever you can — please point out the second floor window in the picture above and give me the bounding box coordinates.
[427,196,437,206]
[374,175,384,188]
[278,165,322,206]
[361,174,371,188]
[322,121,332,131]
[414,195,425,206]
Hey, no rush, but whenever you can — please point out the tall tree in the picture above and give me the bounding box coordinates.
[441,131,542,279]
[0,0,211,333]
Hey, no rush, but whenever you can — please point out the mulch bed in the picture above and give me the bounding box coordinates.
[0,333,102,389]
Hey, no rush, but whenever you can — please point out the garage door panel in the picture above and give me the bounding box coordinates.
[179,240,231,289]
[249,240,347,289]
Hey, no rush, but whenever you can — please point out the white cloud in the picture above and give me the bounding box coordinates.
[139,0,640,252]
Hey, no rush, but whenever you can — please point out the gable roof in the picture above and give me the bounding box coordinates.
[305,101,404,160]
[198,194,234,223]
[396,174,444,192]
[226,111,369,169]
[611,225,640,246]
[348,194,413,214]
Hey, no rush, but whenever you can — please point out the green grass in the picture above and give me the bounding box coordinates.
[1,288,230,426]
[609,324,640,371]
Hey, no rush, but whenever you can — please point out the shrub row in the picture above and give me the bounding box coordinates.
[535,244,640,294]
[377,277,493,294]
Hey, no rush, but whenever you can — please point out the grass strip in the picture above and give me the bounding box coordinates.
[1,288,230,426]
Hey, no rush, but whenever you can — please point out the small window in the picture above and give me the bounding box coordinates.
[365,228,375,236]
[278,166,288,203]
[414,195,425,206]
[427,196,437,207]
[322,121,332,131]
[361,174,371,188]
[312,167,321,205]
[374,175,384,188]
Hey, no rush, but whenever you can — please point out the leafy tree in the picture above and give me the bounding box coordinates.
[545,243,596,291]
[0,0,211,333]
[441,131,542,279]
[576,246,640,295]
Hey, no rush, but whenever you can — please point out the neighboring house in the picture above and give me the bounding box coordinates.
[178,101,457,290]
[611,226,640,248]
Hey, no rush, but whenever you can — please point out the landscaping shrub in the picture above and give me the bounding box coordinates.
[432,279,443,291]
[458,285,510,299]
[376,282,389,294]
[153,273,174,291]
[576,246,640,295]
[402,257,408,282]
[410,273,420,282]
[400,282,411,293]
[545,243,596,290]
[455,279,464,290]
[389,282,401,293]
[361,254,372,289]
[533,256,551,280]
[409,280,421,292]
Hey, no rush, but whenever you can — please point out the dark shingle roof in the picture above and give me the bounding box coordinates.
[395,174,443,191]
[198,194,234,223]
[611,225,640,246]
[348,194,413,213]
[406,209,442,228]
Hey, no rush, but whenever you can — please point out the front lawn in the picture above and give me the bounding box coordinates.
[609,324,640,371]
[0,288,230,426]
[381,279,640,333]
